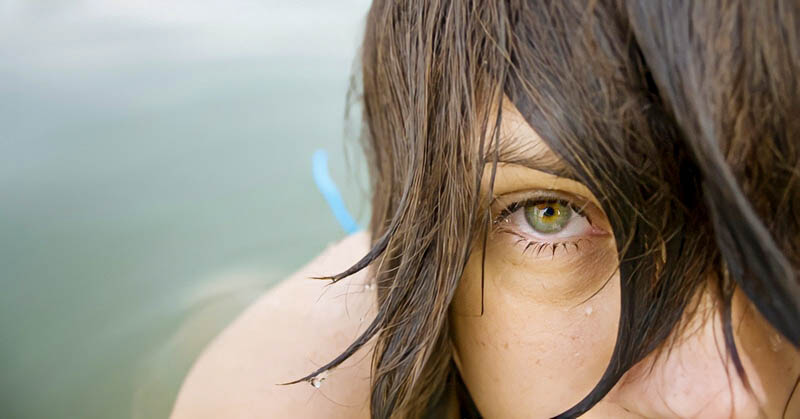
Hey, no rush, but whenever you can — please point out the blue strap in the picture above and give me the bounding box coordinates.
[312,149,361,234]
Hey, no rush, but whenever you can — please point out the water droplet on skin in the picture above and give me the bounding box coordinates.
[364,283,375,291]
[309,371,328,388]
[584,306,593,316]
[573,352,580,357]
[769,333,783,352]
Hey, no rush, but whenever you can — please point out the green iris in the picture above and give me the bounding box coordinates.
[524,202,572,233]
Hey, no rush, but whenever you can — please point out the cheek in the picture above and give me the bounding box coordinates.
[451,250,620,417]
[609,288,800,418]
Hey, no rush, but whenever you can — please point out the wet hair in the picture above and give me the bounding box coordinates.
[291,0,800,417]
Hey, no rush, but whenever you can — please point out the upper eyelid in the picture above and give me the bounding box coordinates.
[490,190,593,221]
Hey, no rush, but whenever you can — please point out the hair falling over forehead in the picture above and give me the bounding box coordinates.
[290,1,800,417]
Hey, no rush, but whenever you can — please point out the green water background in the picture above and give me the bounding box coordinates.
[0,1,371,417]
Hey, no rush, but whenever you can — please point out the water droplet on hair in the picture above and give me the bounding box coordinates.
[584,306,593,316]
[309,371,328,388]
[769,333,783,352]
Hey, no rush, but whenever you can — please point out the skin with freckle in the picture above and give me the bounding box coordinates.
[449,104,800,418]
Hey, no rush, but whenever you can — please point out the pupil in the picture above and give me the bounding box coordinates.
[543,206,555,217]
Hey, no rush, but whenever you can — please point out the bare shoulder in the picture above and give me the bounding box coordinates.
[171,232,375,419]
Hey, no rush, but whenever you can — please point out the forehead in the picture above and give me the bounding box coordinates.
[488,100,570,177]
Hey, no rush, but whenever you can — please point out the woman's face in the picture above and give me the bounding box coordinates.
[450,103,800,418]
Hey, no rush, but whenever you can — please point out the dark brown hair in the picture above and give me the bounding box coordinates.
[292,1,800,417]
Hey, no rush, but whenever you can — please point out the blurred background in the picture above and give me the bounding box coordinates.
[0,0,371,417]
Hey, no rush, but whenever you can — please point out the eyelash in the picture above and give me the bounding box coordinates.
[496,198,585,220]
[492,196,590,257]
[510,238,584,258]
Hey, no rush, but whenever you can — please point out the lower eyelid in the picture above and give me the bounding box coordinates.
[519,238,585,257]
[494,226,589,260]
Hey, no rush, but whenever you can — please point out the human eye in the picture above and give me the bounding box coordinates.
[492,190,608,258]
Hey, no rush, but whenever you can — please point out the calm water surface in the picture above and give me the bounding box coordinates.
[0,1,370,417]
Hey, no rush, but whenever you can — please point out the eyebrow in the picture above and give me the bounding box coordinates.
[485,133,573,179]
